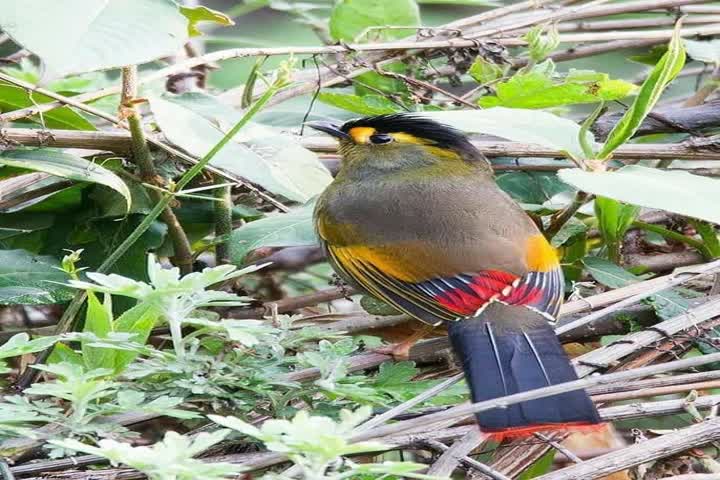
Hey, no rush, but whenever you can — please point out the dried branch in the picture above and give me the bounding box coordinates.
[426,430,488,477]
[536,417,720,480]
[6,128,720,162]
[594,100,720,139]
[556,259,720,337]
[572,296,720,377]
[424,438,509,480]
[0,73,289,213]
[350,351,720,443]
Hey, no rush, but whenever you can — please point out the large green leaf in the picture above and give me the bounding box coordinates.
[150,95,331,202]
[0,0,188,77]
[0,149,131,212]
[423,108,593,160]
[229,202,318,264]
[478,69,637,109]
[559,165,720,224]
[0,84,95,130]
[329,0,420,42]
[598,26,685,159]
[0,249,72,304]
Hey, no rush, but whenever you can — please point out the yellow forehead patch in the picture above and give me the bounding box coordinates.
[348,127,376,144]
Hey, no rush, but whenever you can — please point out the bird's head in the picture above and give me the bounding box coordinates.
[306,114,489,177]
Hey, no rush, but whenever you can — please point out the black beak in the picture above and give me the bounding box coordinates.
[305,121,350,140]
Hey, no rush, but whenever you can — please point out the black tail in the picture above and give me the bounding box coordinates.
[448,302,600,434]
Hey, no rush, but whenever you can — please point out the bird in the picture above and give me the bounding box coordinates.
[307,113,601,438]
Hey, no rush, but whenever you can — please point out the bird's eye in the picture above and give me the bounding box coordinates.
[369,133,393,145]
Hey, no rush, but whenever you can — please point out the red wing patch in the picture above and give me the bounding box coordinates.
[417,267,563,320]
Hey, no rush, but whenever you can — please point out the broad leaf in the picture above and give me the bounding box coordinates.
[0,249,72,304]
[685,39,720,66]
[112,302,160,373]
[317,92,401,115]
[496,171,571,205]
[229,202,318,264]
[82,292,115,371]
[329,0,420,42]
[0,0,188,77]
[150,95,332,202]
[559,165,720,224]
[598,25,685,159]
[594,196,640,263]
[423,108,593,160]
[0,149,131,212]
[469,57,506,84]
[0,84,95,130]
[478,69,636,109]
[583,256,690,320]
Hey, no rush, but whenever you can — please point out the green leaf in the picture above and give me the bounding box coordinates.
[478,69,637,109]
[149,95,331,202]
[523,24,560,63]
[496,171,571,205]
[229,202,318,264]
[629,45,668,65]
[329,0,420,42]
[317,92,401,115]
[559,166,720,224]
[685,39,720,66]
[180,5,234,37]
[0,149,131,212]
[594,196,640,263]
[469,57,506,84]
[690,220,720,258]
[0,0,188,78]
[112,302,159,372]
[423,108,593,160]
[598,25,685,159]
[0,249,72,304]
[0,84,95,130]
[583,256,690,320]
[518,451,554,479]
[82,292,115,371]
[0,333,57,360]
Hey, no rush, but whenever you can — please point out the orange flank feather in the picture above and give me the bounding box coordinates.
[526,234,560,272]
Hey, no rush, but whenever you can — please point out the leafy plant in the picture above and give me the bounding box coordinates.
[69,255,265,358]
[211,408,430,480]
[51,430,239,480]
[0,333,58,374]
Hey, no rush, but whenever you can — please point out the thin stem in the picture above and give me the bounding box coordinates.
[121,66,194,275]
[14,72,283,390]
[546,191,590,238]
[632,220,708,256]
[214,175,233,265]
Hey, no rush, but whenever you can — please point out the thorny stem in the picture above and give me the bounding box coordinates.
[121,66,194,275]
[213,175,233,265]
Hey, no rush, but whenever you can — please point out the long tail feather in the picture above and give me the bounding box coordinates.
[448,302,600,435]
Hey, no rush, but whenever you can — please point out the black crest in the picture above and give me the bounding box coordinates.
[340,114,477,154]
